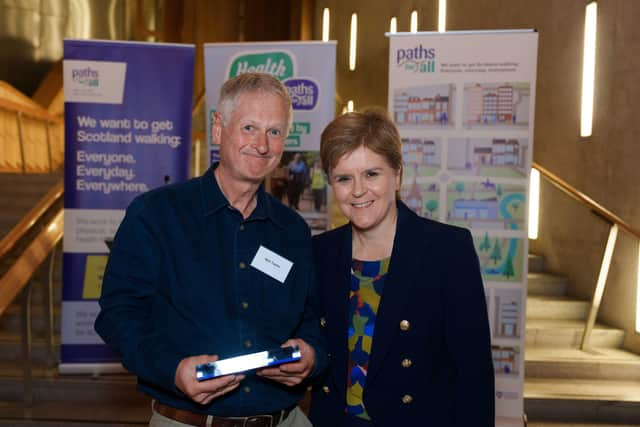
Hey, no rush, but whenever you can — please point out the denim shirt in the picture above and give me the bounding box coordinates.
[95,164,327,416]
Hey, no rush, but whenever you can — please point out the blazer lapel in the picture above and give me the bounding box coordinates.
[328,225,353,397]
[366,202,433,383]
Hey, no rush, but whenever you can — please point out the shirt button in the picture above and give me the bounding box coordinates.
[241,301,249,310]
[400,320,410,331]
[243,386,251,393]
[401,358,412,368]
[239,261,246,269]
[239,224,245,231]
[322,386,330,394]
[244,339,252,349]
[402,394,413,404]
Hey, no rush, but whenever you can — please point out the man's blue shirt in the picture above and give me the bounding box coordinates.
[95,164,327,416]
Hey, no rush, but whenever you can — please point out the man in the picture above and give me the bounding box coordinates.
[95,73,327,427]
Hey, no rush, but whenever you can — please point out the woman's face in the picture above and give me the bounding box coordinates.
[329,145,400,232]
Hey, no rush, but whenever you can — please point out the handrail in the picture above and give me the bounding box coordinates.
[533,161,639,351]
[0,179,64,259]
[0,98,63,124]
[533,161,640,239]
[0,210,63,317]
[192,89,206,117]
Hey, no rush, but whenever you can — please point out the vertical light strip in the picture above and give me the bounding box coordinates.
[349,13,358,71]
[347,100,354,112]
[636,241,640,333]
[322,8,330,42]
[528,168,540,240]
[410,10,418,33]
[390,17,397,34]
[581,1,597,138]
[438,0,447,33]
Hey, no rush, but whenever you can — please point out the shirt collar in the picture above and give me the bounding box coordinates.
[200,162,284,228]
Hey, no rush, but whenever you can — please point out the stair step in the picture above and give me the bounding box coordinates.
[525,347,640,380]
[525,378,640,424]
[528,254,544,273]
[525,319,624,348]
[0,360,147,424]
[527,273,568,297]
[0,399,148,425]
[0,304,62,335]
[0,373,142,403]
[527,296,590,320]
[0,332,60,364]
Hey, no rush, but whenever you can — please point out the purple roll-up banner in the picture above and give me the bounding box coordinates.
[61,39,194,373]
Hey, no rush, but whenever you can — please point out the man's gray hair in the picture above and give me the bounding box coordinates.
[218,73,293,132]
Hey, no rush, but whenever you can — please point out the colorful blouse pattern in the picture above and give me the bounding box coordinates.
[346,257,390,420]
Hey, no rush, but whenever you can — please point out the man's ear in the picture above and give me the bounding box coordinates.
[212,112,223,146]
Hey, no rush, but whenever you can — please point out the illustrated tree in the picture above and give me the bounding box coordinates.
[490,238,502,264]
[497,184,503,197]
[503,253,515,279]
[425,199,438,218]
[455,182,465,195]
[479,232,491,252]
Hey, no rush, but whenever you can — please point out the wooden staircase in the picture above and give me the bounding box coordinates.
[525,254,640,425]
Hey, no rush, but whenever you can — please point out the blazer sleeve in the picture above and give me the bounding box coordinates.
[443,229,495,426]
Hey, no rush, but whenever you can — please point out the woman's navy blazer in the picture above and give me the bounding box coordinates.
[309,201,495,427]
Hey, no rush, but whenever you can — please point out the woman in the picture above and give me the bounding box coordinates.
[309,110,494,427]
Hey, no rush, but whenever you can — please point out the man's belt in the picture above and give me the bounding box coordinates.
[153,400,294,427]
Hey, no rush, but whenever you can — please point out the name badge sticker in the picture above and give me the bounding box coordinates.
[250,245,293,284]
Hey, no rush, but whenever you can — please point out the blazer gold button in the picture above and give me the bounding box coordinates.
[402,394,413,404]
[322,386,330,394]
[239,261,246,269]
[401,358,412,368]
[320,317,327,327]
[400,320,410,331]
[244,339,252,348]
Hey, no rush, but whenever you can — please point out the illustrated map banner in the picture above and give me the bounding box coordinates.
[388,30,538,427]
[204,42,336,233]
[62,39,194,373]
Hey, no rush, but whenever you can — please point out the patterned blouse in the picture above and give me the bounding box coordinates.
[346,257,390,420]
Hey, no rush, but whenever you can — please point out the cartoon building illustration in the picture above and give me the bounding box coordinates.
[394,92,409,124]
[492,345,520,376]
[403,138,437,167]
[464,83,530,126]
[471,139,521,167]
[465,84,483,123]
[394,85,454,126]
[494,290,521,338]
[452,198,499,220]
[448,138,528,178]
